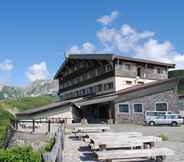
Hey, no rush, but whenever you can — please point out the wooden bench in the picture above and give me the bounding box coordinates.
[96,147,174,162]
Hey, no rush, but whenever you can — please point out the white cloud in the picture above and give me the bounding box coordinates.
[134,39,184,69]
[0,59,14,71]
[97,11,119,25]
[97,24,154,53]
[67,42,96,54]
[174,54,184,69]
[68,10,184,69]
[135,39,175,63]
[26,62,49,82]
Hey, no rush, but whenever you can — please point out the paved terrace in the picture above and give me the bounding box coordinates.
[63,124,184,162]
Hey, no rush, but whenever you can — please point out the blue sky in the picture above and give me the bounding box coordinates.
[0,0,184,86]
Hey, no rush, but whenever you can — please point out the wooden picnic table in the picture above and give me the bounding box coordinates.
[90,136,161,150]
[72,126,111,138]
[96,147,174,162]
[83,131,143,143]
[87,131,143,139]
[73,126,110,132]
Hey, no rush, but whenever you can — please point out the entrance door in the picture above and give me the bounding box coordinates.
[137,67,141,77]
[98,105,109,120]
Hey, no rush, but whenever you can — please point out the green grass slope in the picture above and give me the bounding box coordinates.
[0,96,58,148]
[169,70,184,95]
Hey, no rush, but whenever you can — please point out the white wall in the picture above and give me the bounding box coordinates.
[115,76,156,91]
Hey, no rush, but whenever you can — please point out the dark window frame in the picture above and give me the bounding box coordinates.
[133,103,143,113]
[119,104,129,113]
[156,102,168,111]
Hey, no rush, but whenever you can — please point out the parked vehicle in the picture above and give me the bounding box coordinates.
[145,111,175,121]
[144,111,182,126]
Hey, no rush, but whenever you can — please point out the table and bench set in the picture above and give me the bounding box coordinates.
[72,126,174,162]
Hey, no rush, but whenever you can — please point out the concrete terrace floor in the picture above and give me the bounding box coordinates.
[63,124,184,162]
[63,134,98,162]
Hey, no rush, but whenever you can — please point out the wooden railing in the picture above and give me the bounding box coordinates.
[42,126,64,162]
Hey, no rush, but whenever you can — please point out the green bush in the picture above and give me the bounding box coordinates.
[0,110,13,148]
[168,70,184,95]
[159,133,169,141]
[0,146,41,162]
[0,96,57,148]
[4,96,57,111]
[43,137,55,152]
[168,70,184,79]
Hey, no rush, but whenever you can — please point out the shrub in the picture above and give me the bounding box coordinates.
[43,137,55,152]
[0,110,13,148]
[159,133,169,141]
[0,146,41,162]
[0,96,57,148]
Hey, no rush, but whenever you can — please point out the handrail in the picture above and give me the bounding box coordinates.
[42,125,64,162]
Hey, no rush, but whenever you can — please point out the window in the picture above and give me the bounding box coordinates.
[137,68,141,77]
[167,115,177,119]
[119,60,123,65]
[76,77,80,83]
[156,103,168,111]
[106,64,112,72]
[95,84,102,92]
[79,76,83,82]
[87,87,93,94]
[137,81,144,85]
[157,68,161,74]
[74,91,77,97]
[119,104,129,113]
[134,104,143,113]
[157,68,164,74]
[125,64,131,70]
[89,70,96,78]
[126,81,132,85]
[63,82,67,88]
[104,82,113,90]
[148,64,154,69]
[97,67,105,75]
[79,90,83,96]
[82,89,86,95]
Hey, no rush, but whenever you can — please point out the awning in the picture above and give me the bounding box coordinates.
[75,94,118,107]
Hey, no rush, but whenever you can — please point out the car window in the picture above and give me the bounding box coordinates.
[166,115,173,119]
[156,115,166,119]
[178,115,182,119]
[146,112,155,116]
[156,112,166,116]
[167,115,182,119]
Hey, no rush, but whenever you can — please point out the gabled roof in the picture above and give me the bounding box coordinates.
[117,78,178,96]
[15,97,83,117]
[54,54,175,79]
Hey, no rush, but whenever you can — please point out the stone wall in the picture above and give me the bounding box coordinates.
[115,90,178,124]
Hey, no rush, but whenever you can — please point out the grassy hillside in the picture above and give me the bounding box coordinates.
[0,96,58,148]
[169,70,184,95]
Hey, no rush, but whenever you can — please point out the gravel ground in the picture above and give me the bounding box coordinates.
[64,124,184,162]
[111,124,184,162]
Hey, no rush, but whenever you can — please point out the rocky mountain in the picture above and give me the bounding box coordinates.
[0,80,59,100]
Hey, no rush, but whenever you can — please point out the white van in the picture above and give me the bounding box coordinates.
[144,111,182,126]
